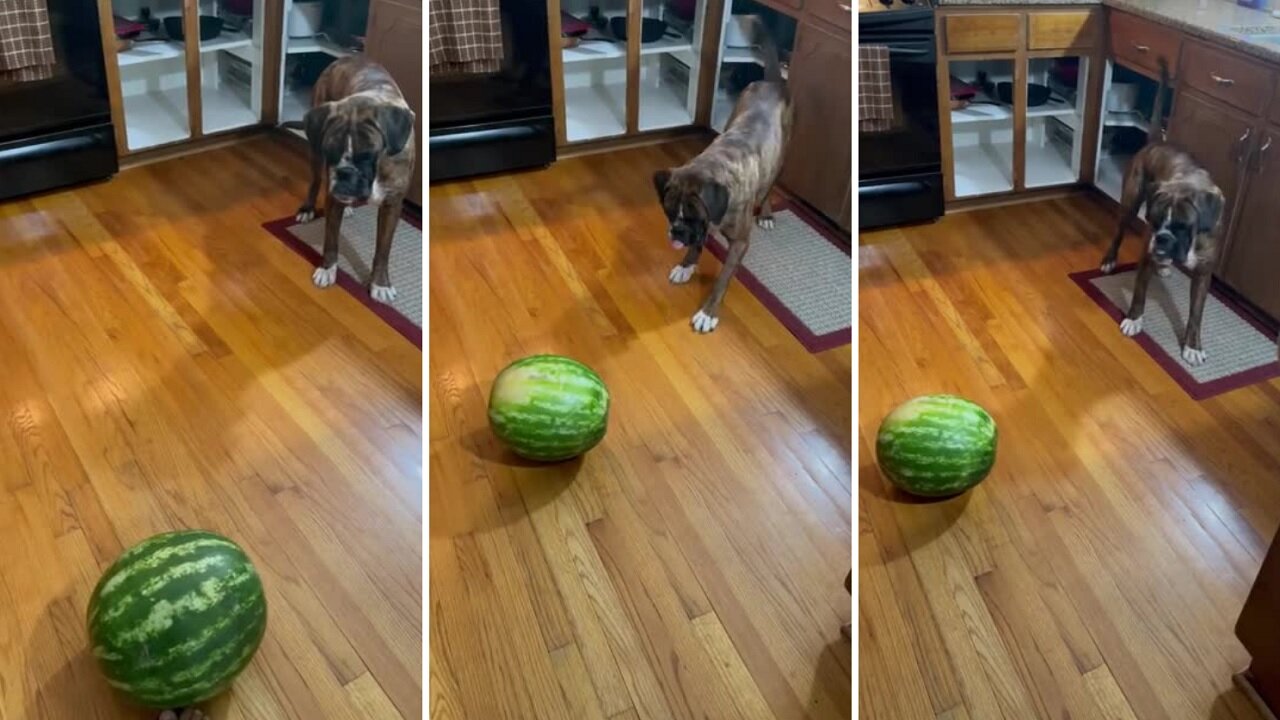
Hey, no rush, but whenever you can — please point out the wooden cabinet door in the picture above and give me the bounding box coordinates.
[779,20,850,226]
[366,0,423,206]
[1168,91,1254,243]
[1222,127,1280,318]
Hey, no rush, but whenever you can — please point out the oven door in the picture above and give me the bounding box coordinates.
[858,30,940,181]
[0,0,112,143]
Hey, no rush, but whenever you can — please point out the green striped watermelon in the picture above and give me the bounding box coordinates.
[488,354,610,462]
[87,530,267,708]
[876,394,997,497]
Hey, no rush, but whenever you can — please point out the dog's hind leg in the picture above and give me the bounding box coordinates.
[1102,165,1146,274]
[1181,268,1212,365]
[756,189,776,230]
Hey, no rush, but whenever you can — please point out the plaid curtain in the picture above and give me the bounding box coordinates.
[428,0,503,75]
[0,0,56,83]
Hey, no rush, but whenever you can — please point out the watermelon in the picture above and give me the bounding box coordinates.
[488,354,610,462]
[876,394,997,497]
[87,530,267,708]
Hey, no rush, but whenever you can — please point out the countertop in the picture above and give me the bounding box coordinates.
[935,0,1280,64]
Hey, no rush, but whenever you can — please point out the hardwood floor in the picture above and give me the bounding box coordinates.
[429,141,853,719]
[859,195,1279,720]
[0,137,422,719]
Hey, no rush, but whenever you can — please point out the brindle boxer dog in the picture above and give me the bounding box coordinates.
[292,56,415,305]
[652,27,792,333]
[1100,58,1224,366]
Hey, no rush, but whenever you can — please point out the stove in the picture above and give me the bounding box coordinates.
[858,0,944,229]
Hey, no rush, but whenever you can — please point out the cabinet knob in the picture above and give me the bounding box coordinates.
[1258,136,1273,171]
[1237,126,1253,164]
[838,1,852,9]
[1133,43,1150,52]
[1211,73,1236,87]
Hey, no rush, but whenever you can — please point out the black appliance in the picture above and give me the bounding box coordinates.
[858,0,943,230]
[428,0,556,182]
[0,0,118,202]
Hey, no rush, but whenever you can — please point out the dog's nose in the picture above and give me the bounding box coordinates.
[335,166,358,184]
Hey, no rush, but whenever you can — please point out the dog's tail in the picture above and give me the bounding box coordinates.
[756,21,784,83]
[1148,57,1170,144]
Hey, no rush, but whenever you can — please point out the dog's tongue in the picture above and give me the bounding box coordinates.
[671,240,685,250]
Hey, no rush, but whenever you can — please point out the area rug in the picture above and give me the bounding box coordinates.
[705,199,851,353]
[263,206,422,347]
[1070,263,1280,400]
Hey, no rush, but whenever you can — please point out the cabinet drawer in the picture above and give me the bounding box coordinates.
[1181,40,1274,117]
[806,0,852,31]
[1109,10,1181,77]
[1028,10,1098,51]
[945,14,1021,54]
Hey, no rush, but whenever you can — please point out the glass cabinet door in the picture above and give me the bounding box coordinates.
[1024,55,1087,189]
[277,0,356,127]
[198,0,265,134]
[560,1,630,141]
[113,0,194,150]
[948,58,1016,197]
[636,0,703,132]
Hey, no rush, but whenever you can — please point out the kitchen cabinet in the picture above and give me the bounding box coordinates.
[1107,10,1181,80]
[1236,525,1280,716]
[1220,125,1280,317]
[937,7,1100,201]
[780,19,851,230]
[365,0,423,205]
[1167,90,1255,255]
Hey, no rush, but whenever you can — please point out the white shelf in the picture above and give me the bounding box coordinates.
[122,82,259,149]
[564,82,627,142]
[117,32,252,68]
[562,36,693,64]
[639,79,695,131]
[282,85,311,123]
[286,36,352,58]
[201,82,259,134]
[122,87,191,149]
[1103,109,1150,131]
[953,142,1014,198]
[1096,153,1129,202]
[1024,136,1079,189]
[951,95,1075,126]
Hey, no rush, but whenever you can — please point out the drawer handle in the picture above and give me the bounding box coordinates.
[838,1,851,8]
[1237,126,1252,163]
[1132,43,1150,52]
[1211,72,1236,86]
[1259,136,1273,170]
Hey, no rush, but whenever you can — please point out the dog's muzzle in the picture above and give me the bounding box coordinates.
[332,165,371,204]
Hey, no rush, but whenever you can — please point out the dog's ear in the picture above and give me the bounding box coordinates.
[652,169,672,200]
[378,105,415,156]
[302,102,334,156]
[699,180,730,225]
[1195,189,1224,234]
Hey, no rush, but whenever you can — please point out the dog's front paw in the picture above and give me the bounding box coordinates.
[312,264,338,288]
[756,216,774,230]
[343,205,355,218]
[691,309,719,333]
[1120,316,1144,337]
[669,264,696,284]
[1101,259,1116,274]
[296,206,316,223]
[1182,345,1207,365]
[371,284,398,304]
